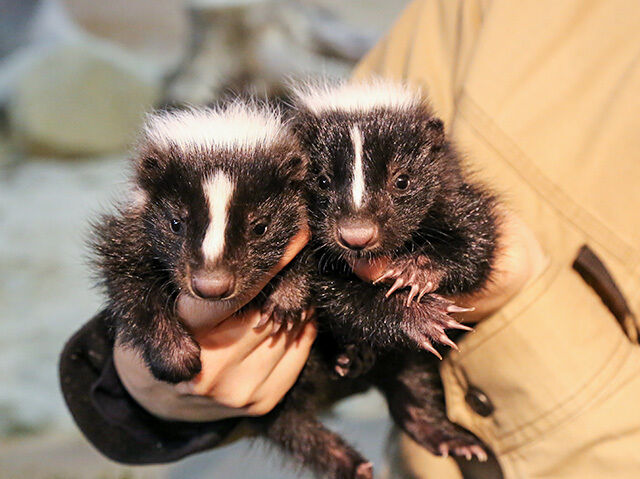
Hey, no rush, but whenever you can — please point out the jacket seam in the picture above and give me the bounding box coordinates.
[455,92,640,272]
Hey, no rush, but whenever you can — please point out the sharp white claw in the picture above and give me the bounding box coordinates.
[422,340,443,360]
[417,282,433,302]
[270,320,284,336]
[385,277,405,297]
[406,284,420,306]
[254,313,270,329]
[447,304,475,313]
[439,334,459,351]
[446,320,474,332]
[438,443,450,458]
[373,269,395,284]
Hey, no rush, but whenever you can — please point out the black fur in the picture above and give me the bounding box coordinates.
[88,92,498,479]
[292,84,499,466]
[90,106,311,383]
[89,105,383,479]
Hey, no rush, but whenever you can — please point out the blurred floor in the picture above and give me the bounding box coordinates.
[0,391,392,479]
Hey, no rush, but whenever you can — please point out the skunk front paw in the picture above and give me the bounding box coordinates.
[374,255,445,305]
[400,294,474,359]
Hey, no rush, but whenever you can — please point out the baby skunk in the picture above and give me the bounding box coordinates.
[91,103,311,383]
[292,80,498,461]
[91,102,390,479]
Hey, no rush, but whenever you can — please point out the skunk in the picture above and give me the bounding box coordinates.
[90,103,311,383]
[292,80,498,462]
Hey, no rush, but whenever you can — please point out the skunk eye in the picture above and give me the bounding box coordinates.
[252,223,268,236]
[170,219,182,233]
[395,174,409,190]
[318,175,330,190]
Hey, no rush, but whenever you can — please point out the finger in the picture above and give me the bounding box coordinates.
[246,321,317,416]
[351,256,392,283]
[114,340,247,421]
[191,308,311,395]
[190,308,287,393]
[192,314,315,403]
[245,318,313,385]
[198,324,293,400]
[178,225,310,331]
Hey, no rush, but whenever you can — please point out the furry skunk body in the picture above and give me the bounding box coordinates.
[91,103,311,383]
[293,80,498,462]
[90,84,498,478]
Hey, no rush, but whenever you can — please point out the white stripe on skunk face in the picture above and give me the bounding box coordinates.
[349,124,365,209]
[202,171,235,264]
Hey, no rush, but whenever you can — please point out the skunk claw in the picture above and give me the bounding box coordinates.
[438,443,450,458]
[270,319,284,336]
[355,462,373,479]
[336,354,350,366]
[406,284,420,306]
[447,304,475,313]
[439,334,459,351]
[470,446,488,462]
[254,313,271,329]
[417,282,433,302]
[373,269,396,284]
[446,319,474,332]
[334,364,348,377]
[422,340,443,360]
[386,277,406,297]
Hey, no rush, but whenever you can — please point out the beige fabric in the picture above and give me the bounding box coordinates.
[354,1,640,478]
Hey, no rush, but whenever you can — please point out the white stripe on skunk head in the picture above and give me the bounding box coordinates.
[349,124,365,209]
[202,171,235,264]
[143,102,286,154]
[292,79,423,115]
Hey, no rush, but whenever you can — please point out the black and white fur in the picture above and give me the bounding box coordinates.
[91,103,312,383]
[91,103,387,479]
[292,80,498,463]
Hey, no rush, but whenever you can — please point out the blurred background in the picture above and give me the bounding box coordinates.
[0,0,410,477]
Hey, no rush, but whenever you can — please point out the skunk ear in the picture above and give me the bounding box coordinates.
[424,117,446,147]
[426,117,444,132]
[136,146,169,177]
[134,148,170,191]
[279,151,308,182]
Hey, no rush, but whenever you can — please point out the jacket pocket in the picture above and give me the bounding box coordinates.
[572,245,639,344]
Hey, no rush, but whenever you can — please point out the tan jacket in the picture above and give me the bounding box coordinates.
[354,1,640,478]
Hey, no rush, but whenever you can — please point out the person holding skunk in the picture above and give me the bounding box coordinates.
[60,1,640,478]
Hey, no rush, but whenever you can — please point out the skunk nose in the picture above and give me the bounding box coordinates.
[191,272,235,299]
[338,221,379,250]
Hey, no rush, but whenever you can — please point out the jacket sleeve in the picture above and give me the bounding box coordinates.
[59,310,241,465]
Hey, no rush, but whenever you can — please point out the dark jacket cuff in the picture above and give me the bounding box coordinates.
[59,310,240,464]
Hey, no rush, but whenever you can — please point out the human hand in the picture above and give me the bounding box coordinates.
[349,209,546,323]
[114,227,316,422]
